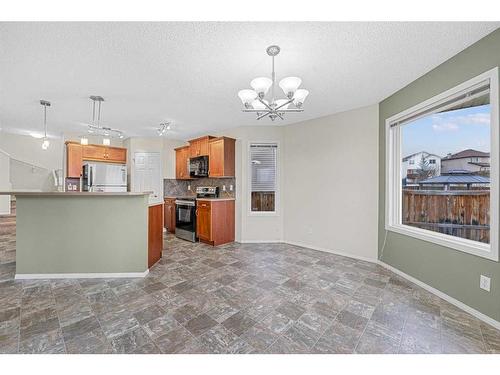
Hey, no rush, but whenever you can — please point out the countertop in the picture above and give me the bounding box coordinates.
[196,197,235,201]
[0,191,151,196]
[164,195,235,201]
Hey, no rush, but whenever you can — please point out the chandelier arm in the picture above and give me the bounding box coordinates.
[275,112,284,120]
[257,111,271,120]
[258,97,274,112]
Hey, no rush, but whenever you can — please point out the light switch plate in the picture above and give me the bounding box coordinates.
[480,275,491,292]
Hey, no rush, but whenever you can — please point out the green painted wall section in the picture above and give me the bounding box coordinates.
[16,195,148,274]
[379,29,500,322]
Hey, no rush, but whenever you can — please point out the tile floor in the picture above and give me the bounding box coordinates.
[1,233,500,354]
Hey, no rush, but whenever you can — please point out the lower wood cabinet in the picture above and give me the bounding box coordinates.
[164,198,176,233]
[148,203,163,268]
[196,199,235,246]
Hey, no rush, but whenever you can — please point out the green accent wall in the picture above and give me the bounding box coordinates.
[379,29,500,322]
[16,195,148,275]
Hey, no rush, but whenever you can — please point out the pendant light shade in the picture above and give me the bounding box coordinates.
[293,89,310,107]
[238,89,258,105]
[250,77,273,96]
[279,77,302,98]
[251,99,269,110]
[41,138,50,150]
[274,99,290,110]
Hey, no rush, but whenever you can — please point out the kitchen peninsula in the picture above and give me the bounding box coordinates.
[0,191,161,279]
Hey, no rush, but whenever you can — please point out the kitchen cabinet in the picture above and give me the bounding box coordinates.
[82,144,127,163]
[175,146,190,179]
[209,137,235,177]
[196,199,235,246]
[66,141,127,178]
[148,203,163,268]
[189,135,215,158]
[164,197,176,233]
[66,143,83,178]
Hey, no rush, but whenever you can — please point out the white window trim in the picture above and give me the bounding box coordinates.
[247,141,280,217]
[385,67,499,261]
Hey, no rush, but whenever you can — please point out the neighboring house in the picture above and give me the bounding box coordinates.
[402,151,441,184]
[441,149,490,175]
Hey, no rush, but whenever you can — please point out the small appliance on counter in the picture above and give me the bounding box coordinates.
[82,162,127,192]
[196,186,220,198]
[189,156,209,178]
[174,186,221,242]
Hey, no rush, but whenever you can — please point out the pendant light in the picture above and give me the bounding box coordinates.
[40,100,51,150]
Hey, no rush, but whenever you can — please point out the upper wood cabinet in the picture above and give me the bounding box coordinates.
[209,137,235,178]
[189,136,215,158]
[175,146,190,180]
[66,143,83,178]
[66,141,127,178]
[82,144,126,163]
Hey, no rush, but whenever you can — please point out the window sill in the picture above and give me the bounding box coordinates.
[385,223,498,261]
[248,211,279,217]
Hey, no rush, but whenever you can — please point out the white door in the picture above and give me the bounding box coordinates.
[132,152,162,204]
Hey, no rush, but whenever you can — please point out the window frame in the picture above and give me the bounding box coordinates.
[247,141,280,217]
[385,67,499,261]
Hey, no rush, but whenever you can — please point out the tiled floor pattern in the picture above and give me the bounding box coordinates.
[1,234,500,354]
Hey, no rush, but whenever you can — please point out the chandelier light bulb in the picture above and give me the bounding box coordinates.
[274,99,290,110]
[41,138,50,150]
[80,137,89,145]
[250,77,273,97]
[102,138,111,146]
[293,89,310,107]
[279,77,302,98]
[238,89,258,105]
[251,99,269,110]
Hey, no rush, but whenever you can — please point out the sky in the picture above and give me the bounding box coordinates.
[401,104,491,159]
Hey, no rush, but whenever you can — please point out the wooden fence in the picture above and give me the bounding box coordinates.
[402,189,490,243]
[251,192,275,212]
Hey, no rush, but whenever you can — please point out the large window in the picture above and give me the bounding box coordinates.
[249,143,278,213]
[386,68,498,260]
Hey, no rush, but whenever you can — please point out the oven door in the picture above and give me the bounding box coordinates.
[175,200,196,232]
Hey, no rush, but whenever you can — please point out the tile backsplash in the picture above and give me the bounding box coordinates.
[164,177,236,198]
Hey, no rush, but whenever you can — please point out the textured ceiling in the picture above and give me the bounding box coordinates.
[0,22,498,140]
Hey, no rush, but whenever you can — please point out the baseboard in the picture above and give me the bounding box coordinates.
[284,240,378,263]
[378,260,500,330]
[14,269,149,280]
[239,240,284,244]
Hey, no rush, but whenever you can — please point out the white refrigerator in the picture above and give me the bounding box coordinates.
[82,162,127,192]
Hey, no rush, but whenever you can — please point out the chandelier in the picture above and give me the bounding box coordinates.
[238,45,309,121]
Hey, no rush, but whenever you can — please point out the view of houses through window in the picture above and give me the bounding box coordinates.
[401,102,491,244]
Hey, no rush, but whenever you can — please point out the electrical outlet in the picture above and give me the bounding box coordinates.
[480,275,491,292]
[222,185,226,192]
[187,185,191,191]
[229,184,233,191]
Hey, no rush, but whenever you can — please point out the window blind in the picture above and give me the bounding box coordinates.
[389,80,490,128]
[250,144,277,192]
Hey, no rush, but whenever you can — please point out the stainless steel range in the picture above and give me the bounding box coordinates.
[174,186,220,242]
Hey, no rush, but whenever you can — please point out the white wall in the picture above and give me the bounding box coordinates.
[283,105,379,261]
[0,131,64,191]
[0,149,11,213]
[216,126,285,243]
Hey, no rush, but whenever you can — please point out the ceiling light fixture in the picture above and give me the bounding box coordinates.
[87,96,124,140]
[238,45,309,121]
[40,100,51,150]
[157,122,171,136]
